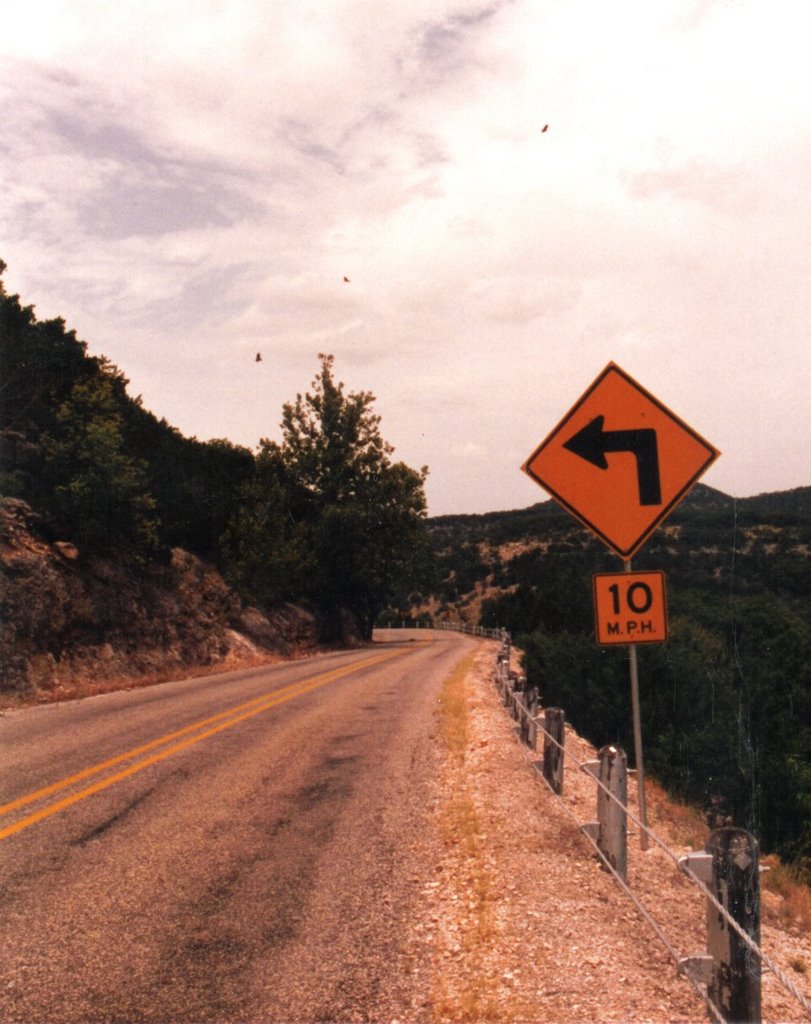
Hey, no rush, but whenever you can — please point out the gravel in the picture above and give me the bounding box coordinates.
[418,638,811,1024]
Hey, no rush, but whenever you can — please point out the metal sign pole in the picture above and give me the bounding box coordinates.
[625,558,649,850]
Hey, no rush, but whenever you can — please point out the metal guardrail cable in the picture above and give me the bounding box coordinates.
[560,787,727,1024]
[679,863,811,1019]
[545,719,810,1017]
[530,711,811,1019]
[435,631,809,1016]
[438,626,810,1017]
[494,669,726,1022]
[492,657,811,1021]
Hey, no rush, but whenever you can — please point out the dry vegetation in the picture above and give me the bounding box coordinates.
[433,650,502,1020]
[646,782,810,937]
[0,645,322,711]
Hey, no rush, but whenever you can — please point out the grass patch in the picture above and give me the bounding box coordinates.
[438,651,476,763]
[432,650,504,1021]
[646,778,709,850]
[761,855,811,931]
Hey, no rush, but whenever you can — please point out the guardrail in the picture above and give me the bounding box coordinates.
[385,619,508,641]
[434,620,507,641]
[387,619,809,1020]
[491,639,810,1024]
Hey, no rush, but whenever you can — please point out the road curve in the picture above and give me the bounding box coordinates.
[0,629,474,1023]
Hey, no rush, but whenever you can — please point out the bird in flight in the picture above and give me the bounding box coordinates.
[541,124,549,133]
[255,353,262,362]
[343,276,350,283]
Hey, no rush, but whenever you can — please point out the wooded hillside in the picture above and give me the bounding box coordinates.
[405,484,810,872]
[0,260,431,649]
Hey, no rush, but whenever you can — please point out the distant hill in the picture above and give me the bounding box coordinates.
[404,483,810,626]
[398,483,810,870]
[733,486,810,522]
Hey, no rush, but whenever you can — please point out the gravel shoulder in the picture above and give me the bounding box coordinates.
[420,636,811,1024]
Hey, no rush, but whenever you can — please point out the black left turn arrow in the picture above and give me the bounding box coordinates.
[563,415,662,506]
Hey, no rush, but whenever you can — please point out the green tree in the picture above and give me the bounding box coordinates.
[521,626,630,750]
[310,456,432,639]
[1,259,254,560]
[41,371,159,555]
[221,443,313,605]
[235,354,431,640]
[722,596,811,861]
[0,263,106,437]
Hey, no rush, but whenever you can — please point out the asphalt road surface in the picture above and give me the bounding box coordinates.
[0,629,473,1023]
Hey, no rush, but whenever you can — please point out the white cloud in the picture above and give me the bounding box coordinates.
[1,0,808,515]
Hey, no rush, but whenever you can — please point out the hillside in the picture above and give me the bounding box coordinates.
[0,262,431,685]
[401,483,811,872]
[1,258,807,872]
[0,496,320,704]
[411,483,810,624]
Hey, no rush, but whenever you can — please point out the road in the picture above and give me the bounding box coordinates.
[0,629,473,1023]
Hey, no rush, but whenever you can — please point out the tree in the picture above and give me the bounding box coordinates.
[221,442,313,606]
[1,259,255,560]
[232,354,431,640]
[0,261,101,442]
[41,370,159,555]
[310,455,432,639]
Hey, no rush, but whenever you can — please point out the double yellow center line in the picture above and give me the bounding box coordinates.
[0,646,411,842]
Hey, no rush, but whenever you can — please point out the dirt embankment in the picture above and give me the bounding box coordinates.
[0,498,319,705]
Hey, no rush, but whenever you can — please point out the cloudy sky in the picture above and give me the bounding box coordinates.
[2,0,808,516]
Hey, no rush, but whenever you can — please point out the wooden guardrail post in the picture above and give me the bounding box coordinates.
[590,745,628,881]
[679,827,762,1023]
[543,708,565,794]
[599,745,628,880]
[514,676,529,743]
[499,656,510,704]
[525,683,539,750]
[494,648,509,699]
[706,827,762,1023]
[507,671,520,720]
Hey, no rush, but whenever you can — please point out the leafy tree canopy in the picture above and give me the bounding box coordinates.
[0,259,253,559]
[225,354,431,641]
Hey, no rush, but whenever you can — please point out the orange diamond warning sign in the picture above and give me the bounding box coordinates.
[521,363,719,559]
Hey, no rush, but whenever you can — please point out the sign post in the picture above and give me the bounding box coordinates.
[624,560,649,848]
[522,363,719,846]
